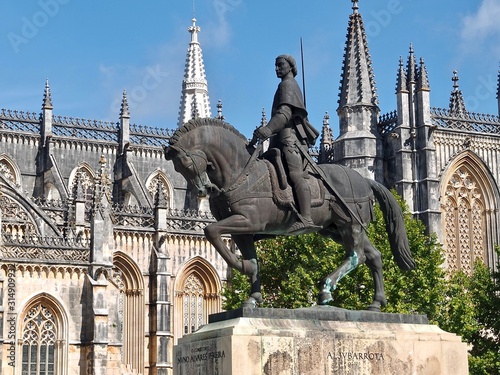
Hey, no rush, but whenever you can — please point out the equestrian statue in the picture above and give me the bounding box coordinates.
[164,55,414,311]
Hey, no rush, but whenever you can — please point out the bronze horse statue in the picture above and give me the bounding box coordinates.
[164,118,414,311]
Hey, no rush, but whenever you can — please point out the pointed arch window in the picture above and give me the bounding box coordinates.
[0,159,17,184]
[112,252,145,372]
[146,172,172,207]
[182,274,204,335]
[0,195,38,237]
[442,168,486,273]
[174,257,222,342]
[21,303,57,375]
[70,166,95,201]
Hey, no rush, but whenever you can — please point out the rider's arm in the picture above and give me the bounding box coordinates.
[255,104,292,140]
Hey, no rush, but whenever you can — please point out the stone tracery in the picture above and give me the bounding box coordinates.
[442,168,486,273]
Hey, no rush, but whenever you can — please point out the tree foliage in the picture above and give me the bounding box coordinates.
[436,255,500,375]
[223,194,445,319]
[221,193,500,374]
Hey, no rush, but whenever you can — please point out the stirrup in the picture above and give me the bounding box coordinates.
[288,218,321,235]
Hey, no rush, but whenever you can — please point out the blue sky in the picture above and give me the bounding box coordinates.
[0,0,499,140]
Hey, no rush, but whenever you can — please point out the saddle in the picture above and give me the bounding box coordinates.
[262,148,324,209]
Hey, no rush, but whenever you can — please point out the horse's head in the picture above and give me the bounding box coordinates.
[164,145,213,197]
[165,118,250,197]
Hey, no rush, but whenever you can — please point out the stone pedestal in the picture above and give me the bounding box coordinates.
[174,306,468,375]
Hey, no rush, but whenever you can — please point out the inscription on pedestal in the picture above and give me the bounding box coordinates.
[328,351,385,373]
[175,341,226,374]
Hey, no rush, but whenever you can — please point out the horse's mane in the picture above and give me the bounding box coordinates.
[169,117,248,146]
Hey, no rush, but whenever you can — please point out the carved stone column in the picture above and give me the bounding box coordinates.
[87,272,110,375]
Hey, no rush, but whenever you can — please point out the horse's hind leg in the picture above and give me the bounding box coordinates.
[364,239,387,312]
[232,234,262,307]
[318,224,366,305]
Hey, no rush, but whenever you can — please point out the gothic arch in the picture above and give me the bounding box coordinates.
[0,193,40,236]
[145,170,173,207]
[0,153,21,186]
[440,150,500,272]
[174,257,222,343]
[68,163,96,200]
[18,293,69,375]
[112,251,145,373]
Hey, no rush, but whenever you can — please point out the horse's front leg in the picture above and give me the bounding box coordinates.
[204,214,262,305]
[232,234,262,307]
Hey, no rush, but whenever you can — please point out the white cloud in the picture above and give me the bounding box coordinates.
[462,0,500,41]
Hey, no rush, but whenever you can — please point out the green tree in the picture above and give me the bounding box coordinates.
[223,195,446,321]
[436,256,500,375]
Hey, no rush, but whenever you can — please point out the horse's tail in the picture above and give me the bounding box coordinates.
[366,179,415,271]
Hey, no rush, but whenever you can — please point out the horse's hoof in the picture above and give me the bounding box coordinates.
[317,291,333,305]
[242,296,259,308]
[250,292,263,304]
[366,301,382,312]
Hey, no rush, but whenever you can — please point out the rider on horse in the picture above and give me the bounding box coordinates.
[253,54,320,234]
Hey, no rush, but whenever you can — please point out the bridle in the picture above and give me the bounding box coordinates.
[168,145,214,196]
[167,141,263,198]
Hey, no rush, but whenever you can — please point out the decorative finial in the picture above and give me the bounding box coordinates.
[406,43,416,84]
[216,99,224,120]
[188,17,201,43]
[351,0,359,14]
[396,56,408,93]
[260,108,267,127]
[418,57,430,91]
[449,69,467,116]
[323,112,330,126]
[43,78,53,110]
[452,70,460,90]
[120,90,130,118]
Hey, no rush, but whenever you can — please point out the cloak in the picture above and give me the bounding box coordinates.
[272,77,319,146]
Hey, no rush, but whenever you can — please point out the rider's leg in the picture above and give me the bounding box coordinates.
[294,178,313,223]
[286,147,317,230]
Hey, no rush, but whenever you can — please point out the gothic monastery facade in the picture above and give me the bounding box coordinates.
[1,3,500,374]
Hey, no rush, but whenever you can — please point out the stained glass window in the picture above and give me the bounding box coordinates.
[21,303,56,375]
[182,274,204,335]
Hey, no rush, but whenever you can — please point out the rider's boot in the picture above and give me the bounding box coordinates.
[289,179,321,234]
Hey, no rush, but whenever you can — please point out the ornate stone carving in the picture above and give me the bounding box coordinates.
[442,169,485,273]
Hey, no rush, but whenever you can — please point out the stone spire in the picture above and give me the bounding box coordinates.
[406,44,417,85]
[417,58,430,92]
[177,18,212,127]
[396,56,408,94]
[43,79,53,109]
[120,90,130,119]
[119,90,130,153]
[335,0,382,182]
[216,99,224,121]
[319,112,333,163]
[449,70,467,117]
[41,79,53,145]
[337,1,378,110]
[320,112,333,146]
[260,108,267,127]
